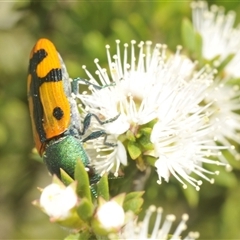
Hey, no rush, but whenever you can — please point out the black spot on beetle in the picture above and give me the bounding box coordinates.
[53,107,64,120]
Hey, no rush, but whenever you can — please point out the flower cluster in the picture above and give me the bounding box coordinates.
[191,1,240,168]
[118,206,199,240]
[33,1,240,239]
[191,1,240,78]
[35,179,198,239]
[75,1,240,192]
[77,40,227,191]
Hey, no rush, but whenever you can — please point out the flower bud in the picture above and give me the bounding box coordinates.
[92,197,125,235]
[39,183,78,221]
[33,180,84,230]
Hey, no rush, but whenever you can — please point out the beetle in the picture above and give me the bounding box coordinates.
[27,38,118,190]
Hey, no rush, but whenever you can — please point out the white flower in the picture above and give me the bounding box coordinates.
[39,183,78,221]
[225,50,240,78]
[191,1,239,60]
[84,136,127,176]
[150,66,227,190]
[80,41,163,130]
[116,205,199,240]
[79,40,168,175]
[152,117,224,190]
[96,201,125,230]
[191,1,240,169]
[191,1,240,77]
[204,79,240,168]
[77,40,227,189]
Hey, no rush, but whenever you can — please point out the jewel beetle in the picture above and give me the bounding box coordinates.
[27,38,118,189]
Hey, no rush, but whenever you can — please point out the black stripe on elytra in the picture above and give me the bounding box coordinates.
[28,48,63,143]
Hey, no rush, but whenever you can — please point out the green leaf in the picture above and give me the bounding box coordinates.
[112,193,126,206]
[194,32,203,61]
[220,185,240,238]
[52,174,65,185]
[138,128,154,151]
[181,18,195,53]
[126,130,136,141]
[97,174,110,201]
[182,185,199,207]
[206,164,237,188]
[60,168,74,186]
[218,53,235,73]
[125,191,145,201]
[145,155,157,166]
[95,235,109,240]
[77,197,94,221]
[74,159,92,201]
[65,232,91,240]
[223,150,240,170]
[226,77,240,86]
[123,197,143,214]
[127,141,141,160]
[123,191,144,214]
[139,127,151,135]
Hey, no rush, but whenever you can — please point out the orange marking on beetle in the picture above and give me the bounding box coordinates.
[28,38,71,155]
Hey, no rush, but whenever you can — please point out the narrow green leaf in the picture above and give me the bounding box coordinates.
[218,53,235,73]
[125,191,145,201]
[65,232,91,240]
[181,18,195,53]
[139,127,151,135]
[223,150,240,169]
[52,174,66,186]
[194,32,203,61]
[145,155,157,166]
[206,164,237,188]
[95,235,109,240]
[220,186,240,238]
[123,191,144,214]
[182,185,199,207]
[112,193,126,206]
[97,174,110,201]
[138,128,154,151]
[123,198,143,214]
[60,168,74,186]
[127,141,141,160]
[77,197,94,221]
[226,78,240,86]
[74,159,92,201]
[126,130,136,141]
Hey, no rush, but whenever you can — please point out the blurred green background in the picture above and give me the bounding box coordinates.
[1,0,240,239]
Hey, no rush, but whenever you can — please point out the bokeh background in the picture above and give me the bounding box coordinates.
[1,0,240,239]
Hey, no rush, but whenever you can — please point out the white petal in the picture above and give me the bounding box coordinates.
[155,157,170,183]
